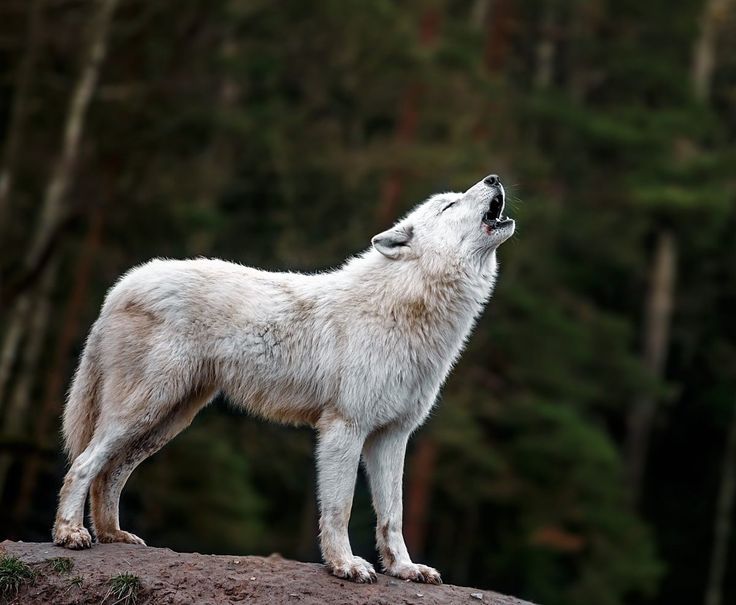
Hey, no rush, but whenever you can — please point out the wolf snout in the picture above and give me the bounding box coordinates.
[481,174,505,220]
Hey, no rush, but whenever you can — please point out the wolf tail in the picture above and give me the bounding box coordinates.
[62,328,102,462]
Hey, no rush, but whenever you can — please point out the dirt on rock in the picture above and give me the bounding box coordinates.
[1,541,533,605]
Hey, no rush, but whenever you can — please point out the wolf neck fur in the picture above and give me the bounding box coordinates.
[330,248,497,338]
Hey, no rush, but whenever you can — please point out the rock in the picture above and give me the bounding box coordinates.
[0,541,535,605]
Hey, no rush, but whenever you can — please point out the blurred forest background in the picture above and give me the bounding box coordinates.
[1,1,735,604]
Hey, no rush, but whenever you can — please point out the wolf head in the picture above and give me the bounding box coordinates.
[371,175,515,273]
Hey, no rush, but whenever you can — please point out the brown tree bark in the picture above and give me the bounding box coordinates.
[533,3,556,90]
[483,0,513,73]
[692,0,734,102]
[12,209,103,522]
[469,0,490,28]
[0,0,45,226]
[566,0,604,102]
[190,28,242,254]
[0,0,120,405]
[0,0,46,412]
[693,5,736,600]
[376,8,441,227]
[0,297,32,409]
[469,0,516,145]
[704,403,736,605]
[625,230,676,499]
[0,0,120,503]
[404,437,438,556]
[389,8,446,556]
[24,0,120,283]
[625,0,733,505]
[696,0,736,581]
[405,0,515,560]
[451,503,478,584]
[0,259,57,500]
[296,486,318,562]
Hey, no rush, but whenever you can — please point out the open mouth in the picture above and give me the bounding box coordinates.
[481,193,513,229]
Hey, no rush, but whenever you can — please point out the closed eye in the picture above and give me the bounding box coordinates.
[441,201,456,213]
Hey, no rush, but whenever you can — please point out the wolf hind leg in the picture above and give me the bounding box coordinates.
[90,387,216,544]
[53,428,128,549]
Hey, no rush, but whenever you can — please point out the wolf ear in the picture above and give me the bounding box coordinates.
[371,224,414,260]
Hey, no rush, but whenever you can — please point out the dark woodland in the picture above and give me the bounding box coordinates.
[1,1,735,604]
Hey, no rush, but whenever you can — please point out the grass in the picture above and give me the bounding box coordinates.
[0,555,35,600]
[68,576,83,588]
[104,573,141,605]
[48,557,74,575]
[62,575,84,597]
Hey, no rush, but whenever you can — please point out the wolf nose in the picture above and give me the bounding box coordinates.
[483,174,500,187]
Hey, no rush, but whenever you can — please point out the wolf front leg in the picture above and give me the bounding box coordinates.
[316,417,377,583]
[362,425,442,584]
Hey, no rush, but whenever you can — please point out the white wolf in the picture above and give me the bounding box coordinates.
[53,174,514,584]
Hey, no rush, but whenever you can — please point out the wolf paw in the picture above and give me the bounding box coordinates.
[53,523,92,550]
[327,556,377,583]
[385,562,442,584]
[96,529,146,545]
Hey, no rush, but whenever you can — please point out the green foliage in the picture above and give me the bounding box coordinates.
[105,573,141,605]
[2,1,736,605]
[127,409,266,555]
[499,402,661,605]
[0,556,35,601]
[48,557,74,575]
[67,576,83,589]
[427,280,664,604]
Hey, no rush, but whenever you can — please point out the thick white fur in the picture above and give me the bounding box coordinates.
[53,176,514,584]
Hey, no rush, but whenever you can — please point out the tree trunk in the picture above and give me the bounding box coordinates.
[376,8,440,227]
[469,0,490,28]
[469,0,515,144]
[12,210,103,523]
[693,3,736,600]
[404,437,438,556]
[704,403,736,605]
[0,296,32,409]
[483,0,513,73]
[692,0,734,102]
[0,0,120,508]
[451,503,478,585]
[534,3,556,90]
[404,1,514,559]
[566,0,603,102]
[0,0,45,226]
[296,485,318,562]
[0,0,46,409]
[0,259,58,501]
[625,229,676,500]
[0,0,120,408]
[25,0,120,277]
[190,29,241,254]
